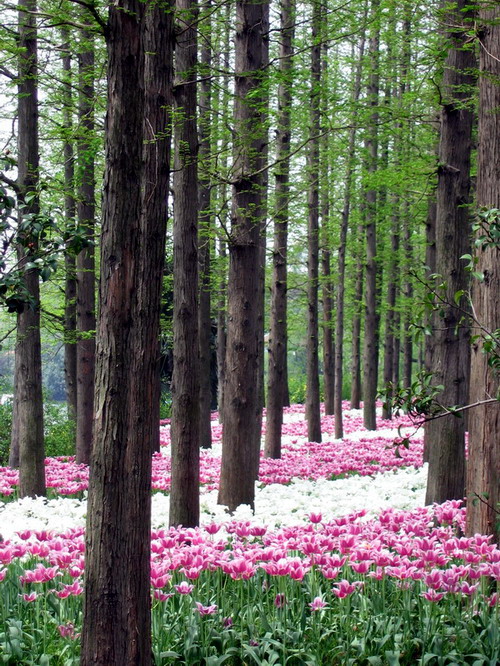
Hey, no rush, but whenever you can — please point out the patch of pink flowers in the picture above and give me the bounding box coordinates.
[0,402,423,496]
[1,500,498,609]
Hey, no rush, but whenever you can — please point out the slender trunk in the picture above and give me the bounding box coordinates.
[218,0,268,511]
[423,194,437,462]
[350,229,363,409]
[402,205,413,388]
[11,0,45,496]
[75,21,96,464]
[305,0,322,443]
[265,0,294,459]
[466,3,500,542]
[362,0,380,431]
[198,1,213,450]
[61,28,77,422]
[170,0,200,527]
[382,197,399,420]
[335,27,366,438]
[142,0,174,454]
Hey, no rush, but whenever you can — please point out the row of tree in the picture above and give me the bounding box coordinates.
[0,1,499,662]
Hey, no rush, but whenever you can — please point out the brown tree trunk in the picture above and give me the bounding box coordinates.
[425,0,474,505]
[265,0,294,459]
[362,0,380,431]
[169,0,200,528]
[466,2,500,542]
[335,30,366,438]
[11,0,45,496]
[142,3,173,456]
[75,22,96,464]
[61,28,77,423]
[305,0,322,443]
[350,231,363,410]
[382,197,399,421]
[402,205,413,389]
[218,0,268,511]
[81,2,173,662]
[198,2,213,450]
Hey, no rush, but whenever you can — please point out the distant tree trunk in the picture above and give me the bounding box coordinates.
[305,0,322,443]
[216,240,227,420]
[425,0,474,505]
[350,227,363,409]
[423,194,437,462]
[335,30,365,438]
[466,2,500,542]
[382,198,399,421]
[218,0,268,511]
[170,0,200,528]
[265,0,294,459]
[321,28,334,416]
[198,1,213,450]
[215,10,231,422]
[251,0,269,481]
[10,0,45,496]
[75,21,96,464]
[362,0,380,431]
[402,205,413,389]
[142,0,173,455]
[61,28,77,423]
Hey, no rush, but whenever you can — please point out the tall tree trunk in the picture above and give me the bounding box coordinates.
[466,2,500,542]
[321,39,334,416]
[362,0,380,431]
[198,1,213,450]
[265,0,294,459]
[425,0,474,505]
[81,1,173,661]
[350,226,363,410]
[423,194,437,462]
[61,27,77,423]
[11,0,45,496]
[335,29,366,438]
[402,204,413,388]
[218,0,268,511]
[142,0,173,454]
[170,0,200,528]
[305,0,322,443]
[75,20,96,464]
[215,7,231,422]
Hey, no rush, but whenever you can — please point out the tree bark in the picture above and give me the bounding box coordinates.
[350,228,363,410]
[218,0,268,511]
[75,20,96,464]
[335,30,365,438]
[362,0,380,431]
[198,2,213,450]
[305,0,322,443]
[265,0,294,459]
[466,2,500,542]
[11,0,46,496]
[81,1,173,661]
[425,0,475,505]
[170,0,200,528]
[61,27,78,423]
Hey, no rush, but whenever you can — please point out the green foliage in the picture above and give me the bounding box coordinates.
[0,400,12,466]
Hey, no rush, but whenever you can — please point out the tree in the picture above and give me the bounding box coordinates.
[198,0,213,450]
[218,0,269,511]
[81,0,174,661]
[425,0,475,505]
[466,1,500,542]
[335,28,366,439]
[305,0,322,444]
[10,0,45,497]
[75,13,96,464]
[265,0,295,459]
[170,0,200,528]
[362,0,380,431]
